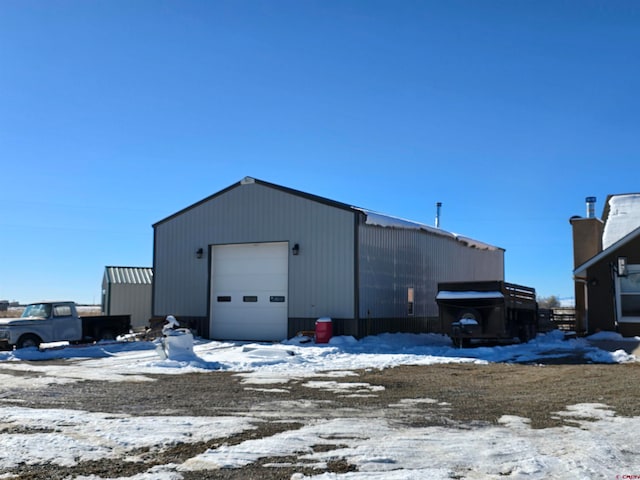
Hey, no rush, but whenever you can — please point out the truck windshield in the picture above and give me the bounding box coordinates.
[21,304,52,319]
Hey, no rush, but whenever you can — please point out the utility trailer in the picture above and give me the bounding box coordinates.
[436,281,538,347]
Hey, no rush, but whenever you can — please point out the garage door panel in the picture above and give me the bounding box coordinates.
[213,305,287,340]
[215,260,286,275]
[215,274,287,292]
[213,294,287,306]
[210,242,288,341]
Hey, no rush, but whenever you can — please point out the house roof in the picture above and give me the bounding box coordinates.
[574,193,640,276]
[601,194,640,250]
[104,266,153,285]
[153,176,502,252]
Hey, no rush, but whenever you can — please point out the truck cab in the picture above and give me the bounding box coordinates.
[0,301,83,349]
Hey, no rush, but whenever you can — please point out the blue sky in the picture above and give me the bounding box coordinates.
[1,1,638,304]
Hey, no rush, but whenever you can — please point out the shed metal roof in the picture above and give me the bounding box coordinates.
[105,266,153,285]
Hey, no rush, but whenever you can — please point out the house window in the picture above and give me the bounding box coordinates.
[617,265,640,322]
[407,287,415,316]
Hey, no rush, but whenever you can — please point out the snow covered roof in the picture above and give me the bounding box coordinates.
[356,208,502,251]
[436,291,504,300]
[574,193,640,275]
[602,194,640,250]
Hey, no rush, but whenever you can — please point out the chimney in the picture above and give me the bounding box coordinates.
[435,202,442,229]
[570,196,603,269]
[586,196,596,218]
[571,196,603,334]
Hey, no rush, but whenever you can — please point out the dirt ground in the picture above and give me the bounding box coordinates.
[3,361,640,479]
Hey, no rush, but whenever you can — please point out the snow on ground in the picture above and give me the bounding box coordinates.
[180,403,640,479]
[0,330,635,385]
[0,331,637,479]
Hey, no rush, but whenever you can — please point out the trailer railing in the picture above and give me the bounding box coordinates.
[504,283,537,309]
[538,308,576,332]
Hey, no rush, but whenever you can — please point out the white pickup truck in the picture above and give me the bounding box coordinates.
[0,301,131,350]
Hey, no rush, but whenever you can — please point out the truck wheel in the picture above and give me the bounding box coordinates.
[16,334,42,349]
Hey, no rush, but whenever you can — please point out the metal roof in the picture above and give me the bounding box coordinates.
[153,176,356,227]
[153,176,502,252]
[105,266,153,285]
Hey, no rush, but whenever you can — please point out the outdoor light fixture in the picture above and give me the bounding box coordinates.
[196,248,204,259]
[617,256,628,277]
[292,243,300,256]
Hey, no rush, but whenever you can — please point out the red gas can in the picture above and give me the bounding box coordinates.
[315,317,333,343]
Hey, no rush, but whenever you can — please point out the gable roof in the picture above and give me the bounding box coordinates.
[574,225,640,276]
[153,177,356,228]
[153,176,502,252]
[574,193,640,276]
[104,266,153,285]
[601,194,640,250]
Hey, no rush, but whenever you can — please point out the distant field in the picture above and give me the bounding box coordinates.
[0,306,102,318]
[77,306,102,316]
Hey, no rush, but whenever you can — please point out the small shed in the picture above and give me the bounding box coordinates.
[152,177,505,341]
[102,266,153,329]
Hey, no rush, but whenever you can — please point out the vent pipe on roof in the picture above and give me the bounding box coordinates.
[586,196,596,219]
[435,202,442,229]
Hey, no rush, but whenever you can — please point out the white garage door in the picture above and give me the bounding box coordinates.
[210,242,288,341]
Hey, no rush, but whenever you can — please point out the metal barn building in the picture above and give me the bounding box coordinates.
[102,266,153,329]
[152,177,504,341]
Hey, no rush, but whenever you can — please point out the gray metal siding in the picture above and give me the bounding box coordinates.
[107,283,153,329]
[154,182,356,320]
[102,267,153,329]
[358,224,504,319]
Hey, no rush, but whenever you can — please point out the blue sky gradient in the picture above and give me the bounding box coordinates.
[1,1,639,304]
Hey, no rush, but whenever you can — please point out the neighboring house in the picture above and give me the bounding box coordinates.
[152,177,505,342]
[102,266,153,329]
[571,194,640,336]
[0,301,8,312]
